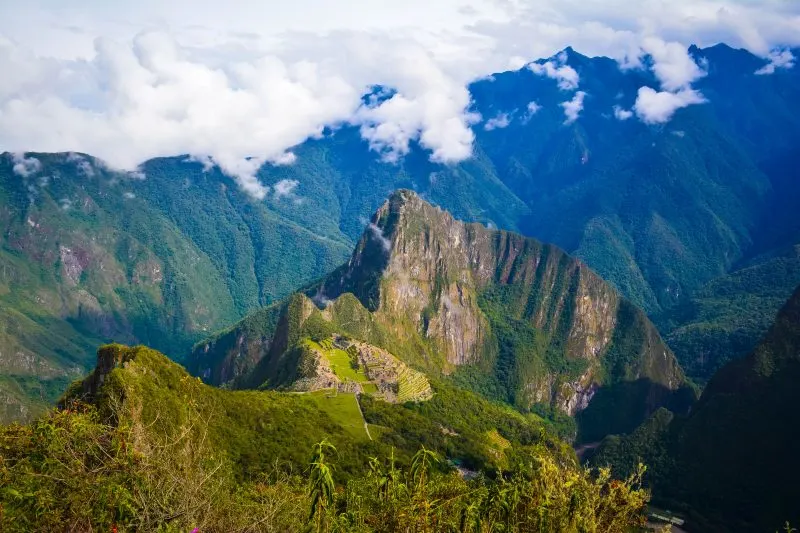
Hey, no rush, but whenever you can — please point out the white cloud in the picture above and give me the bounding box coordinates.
[0,1,799,195]
[529,52,580,90]
[756,49,796,75]
[67,152,96,177]
[629,37,708,124]
[368,222,392,252]
[613,105,633,120]
[352,41,480,164]
[521,101,541,124]
[640,37,706,91]
[561,91,586,124]
[484,112,511,130]
[11,152,41,177]
[273,178,299,199]
[634,87,706,124]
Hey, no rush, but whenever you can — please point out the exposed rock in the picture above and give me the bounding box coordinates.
[317,190,686,413]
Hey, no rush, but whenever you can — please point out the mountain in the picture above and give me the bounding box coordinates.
[658,244,800,381]
[464,44,800,379]
[191,190,692,441]
[0,152,353,421]
[0,343,652,532]
[4,43,800,418]
[593,284,800,531]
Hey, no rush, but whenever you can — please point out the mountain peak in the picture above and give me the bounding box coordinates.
[301,191,689,429]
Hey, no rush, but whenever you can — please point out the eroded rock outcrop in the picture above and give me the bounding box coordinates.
[316,190,686,414]
[191,191,690,437]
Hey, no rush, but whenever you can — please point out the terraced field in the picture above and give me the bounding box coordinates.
[302,336,432,403]
[305,339,370,383]
[396,366,433,403]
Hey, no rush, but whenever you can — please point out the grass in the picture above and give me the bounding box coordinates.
[305,339,370,383]
[307,390,370,441]
[366,423,390,440]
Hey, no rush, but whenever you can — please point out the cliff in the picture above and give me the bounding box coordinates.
[315,190,686,414]
[191,191,691,438]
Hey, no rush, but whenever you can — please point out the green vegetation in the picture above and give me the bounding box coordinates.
[593,286,800,531]
[0,343,654,531]
[307,391,370,440]
[659,245,800,382]
[0,410,650,532]
[0,153,353,422]
[306,339,370,383]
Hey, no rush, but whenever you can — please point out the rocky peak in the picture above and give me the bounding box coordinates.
[77,344,137,401]
[313,190,687,417]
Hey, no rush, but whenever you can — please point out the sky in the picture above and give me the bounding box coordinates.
[1,0,799,197]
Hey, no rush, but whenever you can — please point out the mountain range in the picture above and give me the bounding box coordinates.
[2,44,799,422]
[1,41,799,532]
[593,283,800,531]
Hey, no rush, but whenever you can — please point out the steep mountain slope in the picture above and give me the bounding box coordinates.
[0,152,352,421]
[659,244,800,381]
[4,44,799,418]
[593,285,800,531]
[192,191,691,440]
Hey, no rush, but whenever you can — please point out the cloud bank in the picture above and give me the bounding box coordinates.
[0,0,798,197]
[632,37,708,124]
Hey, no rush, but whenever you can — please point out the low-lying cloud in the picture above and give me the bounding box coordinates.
[0,1,798,197]
[11,153,41,177]
[529,52,580,91]
[634,87,706,124]
[756,49,796,75]
[561,91,586,124]
[613,105,633,120]
[484,112,511,131]
[633,37,708,124]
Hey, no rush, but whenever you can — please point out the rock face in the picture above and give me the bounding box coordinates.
[316,190,686,414]
[191,191,689,436]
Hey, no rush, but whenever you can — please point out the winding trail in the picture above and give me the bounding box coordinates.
[354,393,372,441]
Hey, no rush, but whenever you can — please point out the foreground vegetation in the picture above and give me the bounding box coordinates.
[0,344,655,531]
[0,404,652,532]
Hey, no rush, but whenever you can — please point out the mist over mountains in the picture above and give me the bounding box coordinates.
[1,32,800,530]
[2,43,800,420]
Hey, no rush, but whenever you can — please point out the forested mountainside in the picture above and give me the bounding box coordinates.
[0,153,351,421]
[0,343,652,532]
[593,284,800,532]
[658,244,800,380]
[2,43,800,418]
[191,191,693,441]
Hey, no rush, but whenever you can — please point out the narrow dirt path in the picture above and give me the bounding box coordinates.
[354,393,372,441]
